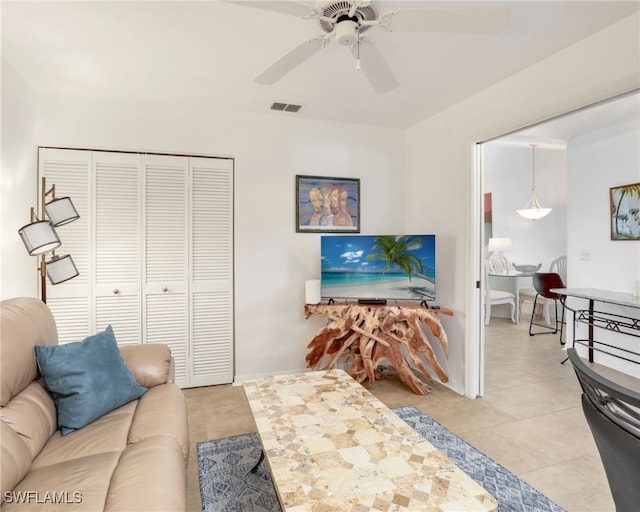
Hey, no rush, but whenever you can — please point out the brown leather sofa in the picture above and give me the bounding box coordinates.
[0,297,189,511]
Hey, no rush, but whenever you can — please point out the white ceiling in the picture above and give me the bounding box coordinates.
[489,90,640,148]
[2,0,639,129]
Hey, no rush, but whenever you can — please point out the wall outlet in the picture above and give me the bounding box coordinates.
[580,249,591,261]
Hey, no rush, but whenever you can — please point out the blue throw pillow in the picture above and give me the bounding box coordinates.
[35,325,147,435]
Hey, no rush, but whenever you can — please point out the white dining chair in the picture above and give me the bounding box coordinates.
[519,255,567,323]
[485,262,517,325]
[551,255,567,282]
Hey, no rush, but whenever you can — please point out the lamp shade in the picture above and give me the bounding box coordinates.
[45,254,79,285]
[45,197,80,226]
[18,220,61,255]
[516,203,552,220]
[488,237,511,252]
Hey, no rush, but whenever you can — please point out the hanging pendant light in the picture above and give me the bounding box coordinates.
[516,144,552,220]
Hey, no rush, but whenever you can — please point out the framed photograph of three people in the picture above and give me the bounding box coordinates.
[296,175,360,233]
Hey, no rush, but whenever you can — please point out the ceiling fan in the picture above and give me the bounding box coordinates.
[232,0,511,93]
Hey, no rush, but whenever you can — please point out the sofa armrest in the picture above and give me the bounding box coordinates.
[120,344,175,388]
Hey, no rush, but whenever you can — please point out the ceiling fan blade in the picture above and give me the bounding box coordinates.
[229,1,314,18]
[385,8,510,34]
[255,37,325,84]
[357,41,398,93]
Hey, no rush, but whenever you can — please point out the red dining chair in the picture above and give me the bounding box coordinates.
[529,272,565,343]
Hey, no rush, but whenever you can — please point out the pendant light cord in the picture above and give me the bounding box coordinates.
[531,144,538,191]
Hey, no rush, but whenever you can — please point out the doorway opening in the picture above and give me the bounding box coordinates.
[472,89,640,398]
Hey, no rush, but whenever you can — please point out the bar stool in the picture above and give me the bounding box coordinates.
[529,272,565,343]
[567,348,640,511]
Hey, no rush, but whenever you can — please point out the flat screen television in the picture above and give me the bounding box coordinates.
[321,234,436,302]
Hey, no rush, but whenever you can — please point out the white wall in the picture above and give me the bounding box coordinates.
[3,12,638,394]
[568,119,640,292]
[405,12,640,395]
[565,115,640,377]
[19,93,406,382]
[1,60,39,299]
[484,143,567,269]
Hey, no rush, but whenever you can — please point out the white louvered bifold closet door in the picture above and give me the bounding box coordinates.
[38,148,234,387]
[93,152,142,346]
[40,149,92,343]
[143,155,189,387]
[190,157,234,387]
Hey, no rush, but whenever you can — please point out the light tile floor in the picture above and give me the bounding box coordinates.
[184,311,638,512]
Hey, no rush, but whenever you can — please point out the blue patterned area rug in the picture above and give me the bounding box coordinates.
[197,405,565,512]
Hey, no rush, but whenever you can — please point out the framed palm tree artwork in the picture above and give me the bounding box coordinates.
[296,175,360,233]
[610,182,640,240]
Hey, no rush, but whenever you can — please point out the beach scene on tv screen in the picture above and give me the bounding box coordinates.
[321,235,436,301]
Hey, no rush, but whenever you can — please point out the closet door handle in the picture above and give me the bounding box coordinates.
[113,289,120,295]
[162,287,169,292]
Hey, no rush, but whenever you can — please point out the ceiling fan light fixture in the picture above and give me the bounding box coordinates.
[249,0,509,94]
[335,19,359,45]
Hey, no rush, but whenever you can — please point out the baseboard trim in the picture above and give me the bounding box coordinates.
[233,367,309,386]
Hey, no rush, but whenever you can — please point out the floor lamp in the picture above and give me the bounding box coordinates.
[18,177,80,302]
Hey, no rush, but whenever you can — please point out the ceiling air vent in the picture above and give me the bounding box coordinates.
[270,102,302,113]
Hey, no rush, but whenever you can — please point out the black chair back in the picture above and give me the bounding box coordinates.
[532,272,565,299]
[567,348,640,511]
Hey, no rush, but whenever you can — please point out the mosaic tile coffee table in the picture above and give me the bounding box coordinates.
[243,369,497,511]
